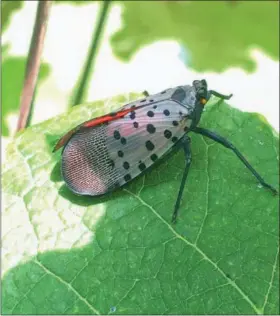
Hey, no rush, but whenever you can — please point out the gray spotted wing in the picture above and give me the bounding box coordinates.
[61,97,193,196]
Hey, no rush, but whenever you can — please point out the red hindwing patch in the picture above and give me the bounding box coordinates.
[83,108,133,128]
[53,107,139,152]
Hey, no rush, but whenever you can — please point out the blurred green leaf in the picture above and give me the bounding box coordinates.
[54,1,95,5]
[2,57,50,136]
[2,92,279,314]
[1,0,24,33]
[111,1,279,72]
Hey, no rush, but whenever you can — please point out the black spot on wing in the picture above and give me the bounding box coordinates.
[163,109,170,116]
[130,111,136,120]
[147,124,156,134]
[147,110,154,117]
[164,130,172,139]
[150,154,158,162]
[139,162,146,171]
[146,140,155,151]
[124,174,131,182]
[114,130,121,140]
[123,161,130,170]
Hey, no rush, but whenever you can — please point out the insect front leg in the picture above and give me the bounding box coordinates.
[193,127,278,194]
[172,135,192,224]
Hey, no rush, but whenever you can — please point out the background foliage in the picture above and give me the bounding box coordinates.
[111,1,279,71]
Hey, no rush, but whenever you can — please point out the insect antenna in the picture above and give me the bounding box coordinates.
[209,90,233,100]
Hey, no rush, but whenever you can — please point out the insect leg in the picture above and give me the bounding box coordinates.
[193,127,278,194]
[172,135,192,224]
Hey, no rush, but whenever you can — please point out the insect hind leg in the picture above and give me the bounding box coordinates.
[172,135,192,224]
[193,127,278,195]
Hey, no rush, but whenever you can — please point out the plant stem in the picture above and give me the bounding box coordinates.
[16,0,52,133]
[70,0,111,106]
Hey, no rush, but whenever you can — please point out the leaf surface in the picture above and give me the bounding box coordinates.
[2,93,279,314]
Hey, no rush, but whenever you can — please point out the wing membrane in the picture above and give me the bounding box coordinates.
[61,99,192,195]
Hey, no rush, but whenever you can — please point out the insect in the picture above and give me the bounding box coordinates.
[53,79,278,223]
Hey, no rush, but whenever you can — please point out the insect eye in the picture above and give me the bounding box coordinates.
[200,98,207,105]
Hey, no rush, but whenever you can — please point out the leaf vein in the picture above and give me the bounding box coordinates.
[124,188,261,315]
[35,259,101,315]
[261,244,279,313]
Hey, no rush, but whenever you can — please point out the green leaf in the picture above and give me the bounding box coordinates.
[2,57,50,136]
[1,0,24,33]
[2,93,279,314]
[54,1,96,5]
[111,1,279,72]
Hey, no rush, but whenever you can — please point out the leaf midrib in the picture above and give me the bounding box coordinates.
[123,188,262,315]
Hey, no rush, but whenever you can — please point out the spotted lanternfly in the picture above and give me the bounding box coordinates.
[53,80,278,223]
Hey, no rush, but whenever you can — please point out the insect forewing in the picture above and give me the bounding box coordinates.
[61,98,193,196]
